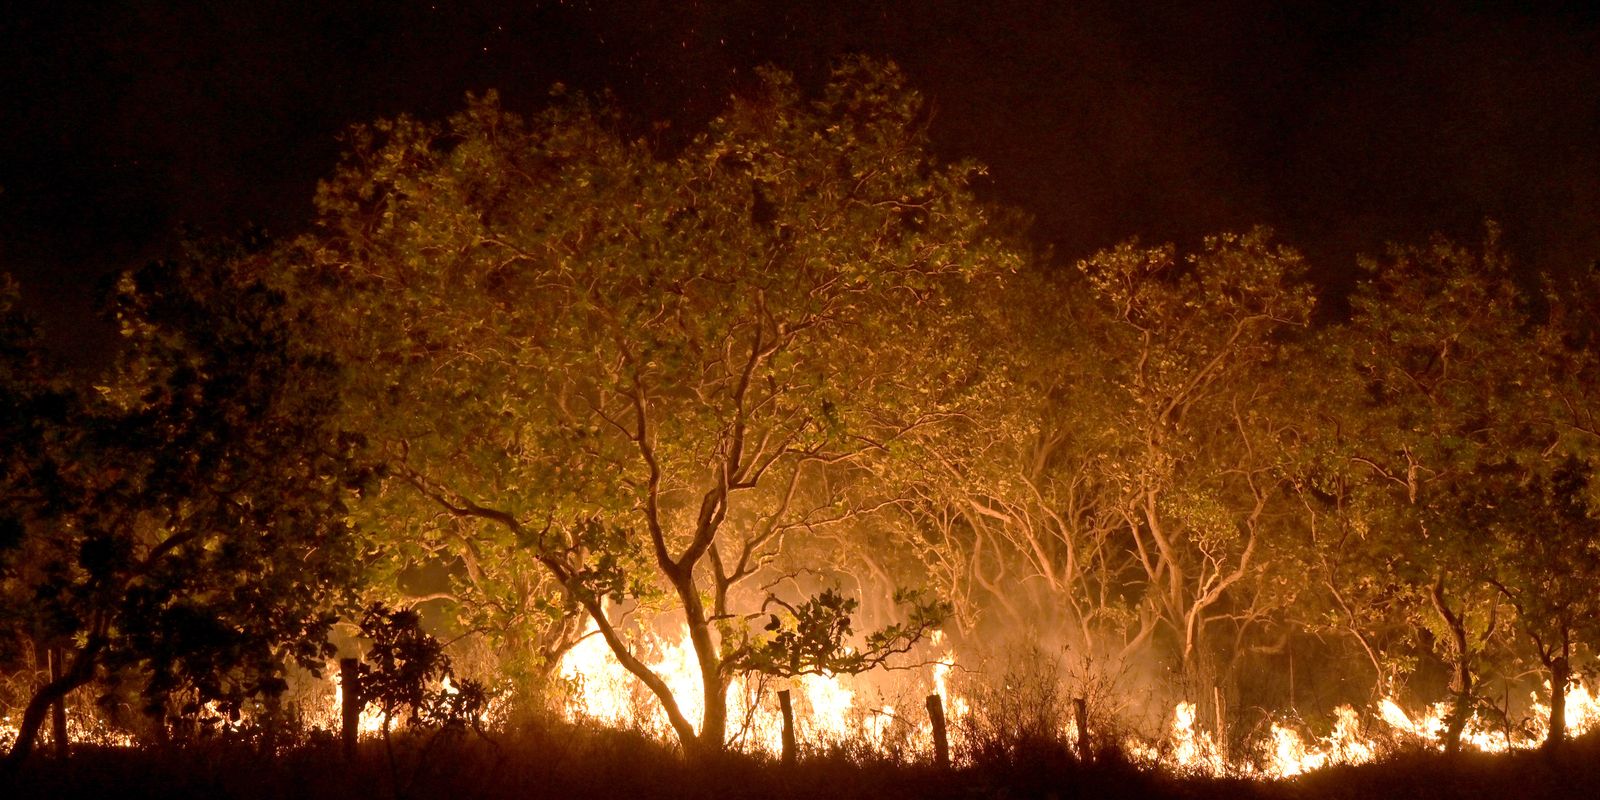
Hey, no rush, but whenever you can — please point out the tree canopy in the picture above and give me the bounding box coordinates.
[298,58,1015,753]
[1,240,372,765]
[3,58,1600,769]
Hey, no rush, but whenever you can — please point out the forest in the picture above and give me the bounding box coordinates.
[3,59,1600,797]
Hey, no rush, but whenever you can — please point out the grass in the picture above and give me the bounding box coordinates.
[6,718,1600,800]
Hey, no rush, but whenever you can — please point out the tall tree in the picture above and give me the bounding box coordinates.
[1077,231,1313,708]
[1313,231,1535,753]
[1455,455,1600,749]
[1469,263,1600,750]
[0,242,371,767]
[300,59,1015,754]
[893,230,1316,737]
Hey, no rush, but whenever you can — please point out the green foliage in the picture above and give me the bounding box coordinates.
[354,602,491,730]
[1279,227,1600,747]
[1,238,374,762]
[730,588,949,678]
[6,53,1600,765]
[297,57,1017,749]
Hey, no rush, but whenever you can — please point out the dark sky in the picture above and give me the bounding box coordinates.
[3,1,1598,364]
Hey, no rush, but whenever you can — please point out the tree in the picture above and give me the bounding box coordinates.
[1461,263,1600,750]
[881,263,1144,665]
[1309,230,1542,753]
[0,241,372,767]
[0,275,75,755]
[887,230,1317,744]
[351,602,491,735]
[1070,230,1313,728]
[299,59,1015,755]
[1456,455,1600,749]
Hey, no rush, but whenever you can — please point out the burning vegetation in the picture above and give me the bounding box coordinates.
[4,59,1600,796]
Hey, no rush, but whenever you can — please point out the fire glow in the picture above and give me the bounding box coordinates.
[552,622,1600,778]
[555,624,965,755]
[6,629,1598,780]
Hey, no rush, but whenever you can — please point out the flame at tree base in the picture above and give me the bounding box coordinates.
[555,622,1600,778]
[556,623,963,756]
[4,624,1597,782]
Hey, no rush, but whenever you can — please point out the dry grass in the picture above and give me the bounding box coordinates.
[5,715,1600,800]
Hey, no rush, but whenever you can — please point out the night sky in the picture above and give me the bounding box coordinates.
[3,1,1598,365]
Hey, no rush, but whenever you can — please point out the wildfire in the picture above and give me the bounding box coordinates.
[1273,705,1374,776]
[8,624,1600,782]
[554,620,1600,778]
[0,710,137,752]
[557,620,962,758]
[1128,701,1229,775]
[1141,678,1600,779]
[332,674,388,736]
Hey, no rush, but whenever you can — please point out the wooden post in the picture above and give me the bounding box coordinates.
[340,657,361,760]
[1213,685,1226,749]
[1073,696,1090,762]
[48,646,68,759]
[926,694,949,768]
[260,692,280,756]
[778,689,797,765]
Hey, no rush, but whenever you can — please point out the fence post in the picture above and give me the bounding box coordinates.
[1073,696,1090,762]
[1213,685,1227,750]
[778,689,797,765]
[260,692,280,756]
[340,657,361,760]
[926,694,949,768]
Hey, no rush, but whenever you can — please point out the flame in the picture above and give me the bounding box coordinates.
[1542,680,1600,737]
[930,630,968,721]
[303,661,504,739]
[1132,675,1600,778]
[551,620,1600,775]
[0,710,138,751]
[1165,701,1226,775]
[332,673,389,736]
[556,620,957,757]
[798,672,855,741]
[8,623,1600,779]
[1264,705,1373,777]
[862,704,897,747]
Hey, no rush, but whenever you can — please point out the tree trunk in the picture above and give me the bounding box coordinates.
[574,595,703,752]
[3,639,102,772]
[778,689,796,765]
[48,646,68,759]
[1213,685,1227,750]
[1430,578,1472,755]
[1442,670,1472,755]
[1544,645,1570,751]
[926,694,950,768]
[1073,696,1091,761]
[340,657,361,761]
[676,577,729,754]
[1178,646,1220,741]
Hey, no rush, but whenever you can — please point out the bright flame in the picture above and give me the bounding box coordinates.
[0,709,136,752]
[930,630,968,721]
[1265,706,1373,777]
[1167,701,1226,775]
[8,625,1600,779]
[553,621,1600,775]
[332,673,388,736]
[556,620,957,758]
[799,672,855,741]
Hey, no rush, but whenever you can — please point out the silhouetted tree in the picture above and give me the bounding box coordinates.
[1,240,372,767]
